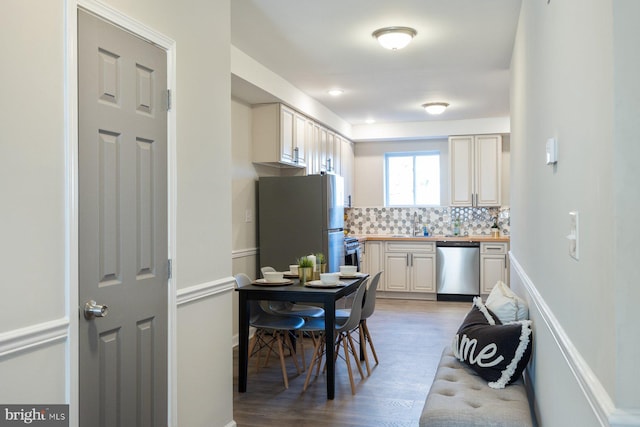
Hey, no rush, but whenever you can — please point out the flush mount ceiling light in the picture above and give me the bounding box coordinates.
[372,26,417,50]
[422,102,449,115]
[328,89,344,97]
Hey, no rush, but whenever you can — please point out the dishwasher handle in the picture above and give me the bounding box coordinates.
[436,241,480,248]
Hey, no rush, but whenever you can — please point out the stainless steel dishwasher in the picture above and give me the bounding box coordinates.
[436,241,480,301]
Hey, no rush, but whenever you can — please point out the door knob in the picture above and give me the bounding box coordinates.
[84,300,108,320]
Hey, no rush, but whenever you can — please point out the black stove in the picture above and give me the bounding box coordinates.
[344,237,361,269]
[344,237,360,253]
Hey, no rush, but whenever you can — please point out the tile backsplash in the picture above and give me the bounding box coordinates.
[345,206,510,237]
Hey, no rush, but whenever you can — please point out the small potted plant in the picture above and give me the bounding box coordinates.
[297,257,314,284]
[490,217,500,238]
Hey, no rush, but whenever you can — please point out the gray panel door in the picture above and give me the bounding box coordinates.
[78,10,168,427]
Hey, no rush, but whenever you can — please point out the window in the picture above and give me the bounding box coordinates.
[385,151,440,206]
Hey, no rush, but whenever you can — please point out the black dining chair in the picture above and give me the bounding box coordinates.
[260,266,325,369]
[300,281,367,395]
[235,273,305,389]
[335,271,383,376]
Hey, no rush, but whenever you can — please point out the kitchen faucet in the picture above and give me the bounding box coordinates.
[411,212,421,236]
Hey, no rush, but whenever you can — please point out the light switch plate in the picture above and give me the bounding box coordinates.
[546,138,558,165]
[568,211,579,260]
[245,208,253,223]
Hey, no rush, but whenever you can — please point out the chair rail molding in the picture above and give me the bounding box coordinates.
[232,247,258,259]
[176,277,236,306]
[0,318,69,358]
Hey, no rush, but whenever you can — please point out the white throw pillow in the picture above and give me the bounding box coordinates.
[485,281,529,323]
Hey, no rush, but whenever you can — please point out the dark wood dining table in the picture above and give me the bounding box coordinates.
[236,274,369,399]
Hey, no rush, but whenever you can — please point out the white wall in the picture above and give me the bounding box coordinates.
[0,0,68,407]
[232,47,352,138]
[230,98,259,340]
[0,1,235,426]
[510,0,640,425]
[351,117,510,141]
[611,0,640,413]
[231,99,259,260]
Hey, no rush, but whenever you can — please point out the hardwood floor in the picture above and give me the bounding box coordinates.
[233,298,471,427]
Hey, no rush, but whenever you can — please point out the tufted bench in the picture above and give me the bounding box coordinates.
[419,346,534,427]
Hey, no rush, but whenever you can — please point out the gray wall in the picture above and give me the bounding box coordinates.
[0,1,234,426]
[510,0,639,425]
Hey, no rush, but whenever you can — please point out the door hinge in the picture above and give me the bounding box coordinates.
[166,89,172,111]
[168,259,172,280]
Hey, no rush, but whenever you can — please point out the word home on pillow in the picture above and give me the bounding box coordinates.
[453,297,532,389]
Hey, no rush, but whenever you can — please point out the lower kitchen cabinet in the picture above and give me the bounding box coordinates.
[480,242,509,295]
[384,242,435,294]
[412,253,436,292]
[363,241,383,277]
[363,238,507,299]
[384,252,411,291]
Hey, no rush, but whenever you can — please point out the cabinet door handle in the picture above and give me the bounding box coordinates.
[406,254,409,267]
[294,146,299,163]
[410,253,414,267]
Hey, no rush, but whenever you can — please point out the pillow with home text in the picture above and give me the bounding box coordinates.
[452,297,533,389]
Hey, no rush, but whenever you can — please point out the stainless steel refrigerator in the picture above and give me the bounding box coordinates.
[258,174,345,273]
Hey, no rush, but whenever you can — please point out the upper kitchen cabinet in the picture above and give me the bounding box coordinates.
[319,128,336,174]
[322,128,331,172]
[331,133,341,175]
[306,121,319,175]
[316,127,342,175]
[449,135,502,206]
[252,103,306,168]
[293,112,308,165]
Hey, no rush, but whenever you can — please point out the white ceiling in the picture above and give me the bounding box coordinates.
[231,0,522,126]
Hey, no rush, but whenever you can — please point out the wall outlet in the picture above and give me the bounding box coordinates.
[245,208,252,223]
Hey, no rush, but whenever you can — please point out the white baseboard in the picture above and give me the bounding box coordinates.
[510,253,640,427]
[232,332,238,348]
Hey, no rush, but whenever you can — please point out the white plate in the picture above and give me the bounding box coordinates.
[339,272,366,279]
[282,271,298,277]
[252,278,293,286]
[305,280,346,288]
